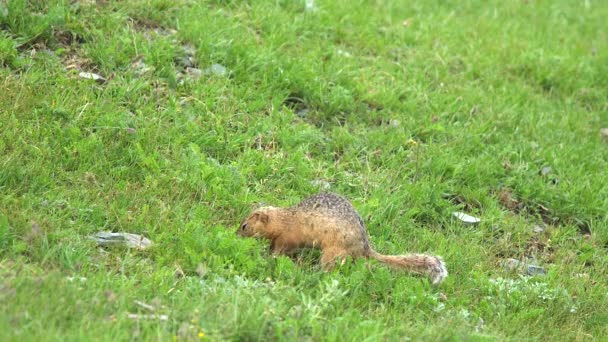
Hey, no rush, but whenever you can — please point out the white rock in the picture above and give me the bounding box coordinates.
[305,0,316,11]
[452,212,481,224]
[79,72,106,84]
[186,67,203,79]
[310,179,331,190]
[600,128,608,141]
[502,258,546,276]
[90,232,153,250]
[204,63,228,77]
[127,313,168,321]
[532,225,545,234]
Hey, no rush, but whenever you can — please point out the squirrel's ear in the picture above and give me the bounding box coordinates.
[259,213,269,224]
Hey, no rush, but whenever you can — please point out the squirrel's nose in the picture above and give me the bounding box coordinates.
[237,222,247,235]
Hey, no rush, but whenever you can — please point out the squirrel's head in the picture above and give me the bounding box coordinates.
[238,207,276,237]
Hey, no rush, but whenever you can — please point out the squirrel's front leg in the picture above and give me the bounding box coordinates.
[270,237,296,256]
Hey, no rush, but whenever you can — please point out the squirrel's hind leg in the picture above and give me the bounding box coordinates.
[320,248,349,271]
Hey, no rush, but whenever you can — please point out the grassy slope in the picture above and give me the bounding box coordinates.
[1,0,607,340]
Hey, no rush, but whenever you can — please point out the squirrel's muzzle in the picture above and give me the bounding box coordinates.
[237,220,248,236]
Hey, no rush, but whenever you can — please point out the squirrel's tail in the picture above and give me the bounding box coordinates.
[369,250,448,285]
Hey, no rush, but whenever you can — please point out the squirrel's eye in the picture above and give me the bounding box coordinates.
[240,223,247,230]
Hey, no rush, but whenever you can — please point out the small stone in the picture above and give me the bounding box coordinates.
[475,317,485,333]
[502,258,546,276]
[305,0,316,11]
[600,128,608,141]
[177,322,191,338]
[469,106,478,116]
[150,298,162,309]
[503,258,521,271]
[132,59,152,75]
[185,67,203,79]
[90,232,153,250]
[526,264,546,276]
[78,0,96,6]
[26,221,44,242]
[336,49,352,58]
[452,212,481,225]
[174,266,185,279]
[196,263,207,277]
[131,327,141,339]
[154,28,177,36]
[203,63,228,77]
[41,49,55,57]
[176,56,195,68]
[296,108,309,118]
[532,225,545,234]
[105,290,117,303]
[540,166,551,176]
[181,44,196,57]
[127,313,168,321]
[310,179,331,190]
[66,276,87,282]
[134,300,156,312]
[84,172,97,184]
[79,72,106,84]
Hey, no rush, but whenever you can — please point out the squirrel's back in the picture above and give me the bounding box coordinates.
[294,192,370,244]
[295,192,362,222]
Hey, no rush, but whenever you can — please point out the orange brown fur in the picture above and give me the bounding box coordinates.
[238,193,447,284]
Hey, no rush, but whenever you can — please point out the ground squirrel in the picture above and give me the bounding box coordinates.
[238,192,448,284]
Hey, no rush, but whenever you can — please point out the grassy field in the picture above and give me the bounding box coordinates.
[1,0,608,340]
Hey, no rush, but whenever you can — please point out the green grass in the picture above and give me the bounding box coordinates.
[1,0,607,340]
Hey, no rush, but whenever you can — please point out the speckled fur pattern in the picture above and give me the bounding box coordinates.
[294,193,371,253]
[238,193,448,284]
